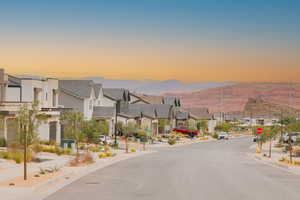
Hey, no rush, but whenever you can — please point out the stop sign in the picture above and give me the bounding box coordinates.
[256,128,263,135]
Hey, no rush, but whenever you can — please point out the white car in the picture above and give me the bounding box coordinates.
[283,132,300,143]
[218,132,229,140]
[98,135,114,144]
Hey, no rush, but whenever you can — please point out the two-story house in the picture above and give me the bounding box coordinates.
[58,80,96,120]
[0,69,62,144]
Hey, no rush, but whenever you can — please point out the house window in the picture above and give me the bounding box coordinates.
[34,88,39,103]
[89,100,93,110]
[52,89,57,107]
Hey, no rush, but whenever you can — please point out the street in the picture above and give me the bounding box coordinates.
[46,137,300,200]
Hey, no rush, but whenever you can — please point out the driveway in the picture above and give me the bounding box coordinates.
[46,137,300,200]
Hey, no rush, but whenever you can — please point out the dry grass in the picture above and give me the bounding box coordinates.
[278,157,300,166]
[68,152,94,167]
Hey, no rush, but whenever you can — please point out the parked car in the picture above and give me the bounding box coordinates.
[172,127,199,137]
[97,135,114,145]
[283,132,300,143]
[218,132,229,140]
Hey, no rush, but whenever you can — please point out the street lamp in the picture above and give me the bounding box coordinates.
[114,100,121,145]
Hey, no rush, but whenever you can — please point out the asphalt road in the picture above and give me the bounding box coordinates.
[46,137,300,200]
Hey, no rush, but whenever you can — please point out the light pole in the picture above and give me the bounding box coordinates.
[114,100,121,146]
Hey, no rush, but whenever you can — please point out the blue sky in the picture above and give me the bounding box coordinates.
[1,0,300,81]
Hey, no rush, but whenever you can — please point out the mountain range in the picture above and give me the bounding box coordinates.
[165,83,300,113]
[84,77,233,95]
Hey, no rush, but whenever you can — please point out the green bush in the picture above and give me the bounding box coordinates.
[212,133,219,139]
[0,137,6,147]
[130,148,137,153]
[168,138,176,145]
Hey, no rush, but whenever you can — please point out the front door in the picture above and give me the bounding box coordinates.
[49,121,57,142]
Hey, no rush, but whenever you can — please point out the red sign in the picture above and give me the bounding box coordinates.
[256,128,263,135]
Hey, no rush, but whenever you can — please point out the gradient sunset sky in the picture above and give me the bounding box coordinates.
[1,0,300,82]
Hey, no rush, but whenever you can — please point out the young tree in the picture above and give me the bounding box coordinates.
[60,111,84,157]
[82,119,101,145]
[215,122,232,133]
[265,126,280,158]
[187,119,197,131]
[158,119,170,134]
[197,120,208,135]
[123,122,137,153]
[16,102,48,180]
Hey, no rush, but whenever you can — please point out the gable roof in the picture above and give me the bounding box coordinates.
[130,93,163,104]
[93,83,103,99]
[184,108,213,120]
[59,80,94,99]
[119,103,172,119]
[103,88,130,101]
[162,97,181,106]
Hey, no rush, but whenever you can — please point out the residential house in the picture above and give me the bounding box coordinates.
[58,80,96,120]
[184,108,216,133]
[0,69,62,144]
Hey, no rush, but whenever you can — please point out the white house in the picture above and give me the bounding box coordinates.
[0,69,62,144]
[58,80,96,120]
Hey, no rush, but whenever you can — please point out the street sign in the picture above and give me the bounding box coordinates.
[256,128,263,135]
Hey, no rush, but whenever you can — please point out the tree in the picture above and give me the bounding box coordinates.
[187,119,197,130]
[60,111,84,157]
[82,120,101,144]
[215,122,232,133]
[123,122,137,153]
[158,119,170,134]
[197,120,208,135]
[16,102,47,180]
[265,126,280,158]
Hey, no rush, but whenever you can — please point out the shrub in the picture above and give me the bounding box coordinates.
[0,137,6,147]
[83,152,94,164]
[130,148,137,153]
[293,148,300,157]
[212,133,219,139]
[106,151,113,157]
[63,148,73,155]
[0,150,34,163]
[104,145,110,152]
[98,153,107,159]
[296,137,300,144]
[89,146,100,152]
[31,143,43,153]
[274,143,284,148]
[168,138,176,145]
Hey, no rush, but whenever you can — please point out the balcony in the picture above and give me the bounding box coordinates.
[0,101,31,113]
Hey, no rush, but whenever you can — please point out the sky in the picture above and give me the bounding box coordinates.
[1,0,300,82]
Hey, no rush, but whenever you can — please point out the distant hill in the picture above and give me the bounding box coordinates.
[84,77,233,94]
[243,96,300,117]
[165,83,300,113]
